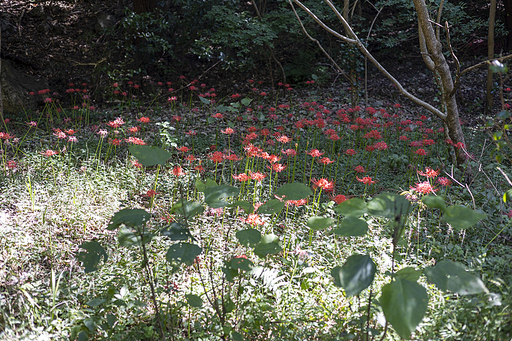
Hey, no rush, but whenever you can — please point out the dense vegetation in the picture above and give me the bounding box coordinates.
[0,1,511,340]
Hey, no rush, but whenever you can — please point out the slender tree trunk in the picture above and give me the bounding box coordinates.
[487,0,497,113]
[411,0,467,165]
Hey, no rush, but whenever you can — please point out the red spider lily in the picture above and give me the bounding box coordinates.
[331,194,347,205]
[307,149,325,158]
[209,151,224,163]
[357,176,377,185]
[177,146,190,153]
[418,167,439,178]
[312,178,334,192]
[137,117,150,123]
[109,138,122,146]
[436,177,452,187]
[281,149,297,157]
[143,190,159,198]
[268,163,287,172]
[266,155,282,164]
[411,181,438,194]
[172,166,186,176]
[318,157,334,165]
[414,149,427,156]
[354,165,366,173]
[7,160,17,169]
[125,137,146,145]
[260,128,270,136]
[221,128,235,135]
[41,149,59,157]
[232,173,251,181]
[244,144,262,157]
[211,113,224,119]
[373,141,388,151]
[364,130,382,139]
[286,198,308,207]
[276,135,291,143]
[128,126,139,134]
[242,213,264,226]
[224,153,241,161]
[345,149,357,156]
[249,171,267,182]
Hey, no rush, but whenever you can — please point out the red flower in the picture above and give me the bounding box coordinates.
[41,149,59,157]
[354,165,366,173]
[221,128,235,135]
[242,213,264,226]
[249,171,267,182]
[307,149,324,158]
[281,149,297,157]
[128,126,139,134]
[177,146,190,153]
[318,157,334,165]
[137,117,150,123]
[232,173,250,182]
[418,167,439,178]
[172,166,186,176]
[209,151,224,163]
[268,163,287,172]
[312,178,334,192]
[436,177,452,187]
[125,137,146,145]
[143,190,158,198]
[357,176,377,185]
[331,194,347,204]
[131,160,142,168]
[211,113,224,119]
[345,149,357,156]
[414,148,427,156]
[411,181,438,194]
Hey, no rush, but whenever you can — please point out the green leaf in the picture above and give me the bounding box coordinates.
[422,195,446,211]
[170,200,204,219]
[76,241,108,273]
[195,178,218,192]
[254,234,281,258]
[204,185,239,208]
[86,298,107,307]
[334,198,367,217]
[199,96,211,105]
[380,278,428,339]
[108,208,151,230]
[443,206,486,230]
[307,216,335,230]
[332,216,368,237]
[395,267,421,282]
[207,116,216,124]
[231,330,244,341]
[367,192,412,219]
[236,229,261,247]
[331,254,376,296]
[185,294,203,308]
[424,260,488,295]
[241,97,253,106]
[166,243,202,265]
[228,200,254,213]
[231,257,253,271]
[275,183,313,200]
[106,314,116,328]
[161,222,193,241]
[257,199,285,215]
[118,227,154,247]
[503,188,512,203]
[128,145,173,166]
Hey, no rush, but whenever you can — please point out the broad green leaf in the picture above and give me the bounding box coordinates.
[86,298,106,307]
[241,97,253,106]
[334,198,367,217]
[275,183,313,200]
[106,314,116,328]
[503,188,512,203]
[307,216,335,230]
[166,243,202,265]
[367,192,412,219]
[254,234,281,258]
[118,227,154,247]
[443,206,486,230]
[331,254,376,296]
[196,178,218,192]
[204,185,239,208]
[185,294,203,308]
[228,200,254,213]
[108,208,151,230]
[422,195,446,211]
[332,216,368,237]
[76,241,108,273]
[236,229,261,247]
[128,145,173,166]
[257,199,285,215]
[380,278,428,339]
[199,96,211,105]
[231,330,244,341]
[161,222,193,241]
[395,267,421,282]
[171,200,204,219]
[424,260,488,295]
[231,257,253,271]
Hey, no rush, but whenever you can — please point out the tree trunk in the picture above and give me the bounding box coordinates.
[411,0,467,166]
[487,0,497,113]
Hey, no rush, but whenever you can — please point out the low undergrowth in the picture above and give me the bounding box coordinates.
[0,78,511,340]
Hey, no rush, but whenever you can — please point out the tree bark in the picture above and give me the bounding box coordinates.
[487,0,497,113]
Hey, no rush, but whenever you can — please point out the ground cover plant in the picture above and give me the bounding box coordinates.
[0,76,511,340]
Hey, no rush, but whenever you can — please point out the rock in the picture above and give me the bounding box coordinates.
[1,59,48,114]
